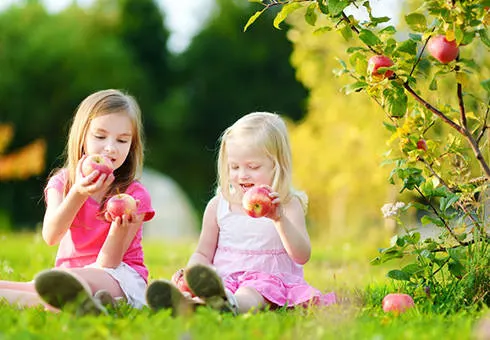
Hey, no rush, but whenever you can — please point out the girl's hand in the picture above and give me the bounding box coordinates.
[104,208,144,232]
[261,185,283,222]
[74,155,115,197]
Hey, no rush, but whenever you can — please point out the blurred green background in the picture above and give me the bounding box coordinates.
[0,0,310,228]
[0,0,413,246]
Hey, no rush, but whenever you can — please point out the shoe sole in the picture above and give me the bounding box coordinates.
[146,280,194,316]
[185,265,235,314]
[34,269,107,316]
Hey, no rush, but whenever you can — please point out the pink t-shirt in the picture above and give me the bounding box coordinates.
[44,170,155,282]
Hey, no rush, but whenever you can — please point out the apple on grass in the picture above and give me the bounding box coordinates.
[427,35,459,64]
[242,186,273,218]
[106,193,137,221]
[382,293,414,314]
[367,55,394,79]
[81,154,114,179]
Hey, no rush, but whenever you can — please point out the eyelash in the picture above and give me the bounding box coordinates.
[230,165,260,170]
[94,135,129,143]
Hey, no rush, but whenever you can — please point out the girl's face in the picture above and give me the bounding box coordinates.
[84,112,133,171]
[226,136,275,196]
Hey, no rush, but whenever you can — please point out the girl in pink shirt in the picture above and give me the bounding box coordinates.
[0,89,155,314]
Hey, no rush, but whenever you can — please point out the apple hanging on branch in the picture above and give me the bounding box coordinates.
[427,35,459,64]
[242,186,273,218]
[106,193,137,221]
[367,55,394,80]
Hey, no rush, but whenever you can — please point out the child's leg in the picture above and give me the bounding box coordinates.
[146,280,196,316]
[184,264,237,315]
[69,267,124,298]
[0,288,46,308]
[234,287,266,314]
[0,280,37,292]
[34,269,107,315]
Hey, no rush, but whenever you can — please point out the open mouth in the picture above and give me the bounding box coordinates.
[240,184,254,192]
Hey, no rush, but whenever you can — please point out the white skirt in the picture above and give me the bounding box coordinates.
[98,262,147,309]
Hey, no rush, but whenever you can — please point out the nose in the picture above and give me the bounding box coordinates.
[104,139,117,154]
[238,168,250,180]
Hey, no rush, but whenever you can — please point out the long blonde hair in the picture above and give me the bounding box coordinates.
[216,112,308,212]
[56,89,144,210]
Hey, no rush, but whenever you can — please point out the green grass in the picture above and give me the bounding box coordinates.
[0,232,487,339]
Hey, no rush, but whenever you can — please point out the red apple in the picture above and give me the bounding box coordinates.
[175,276,193,295]
[367,55,394,79]
[106,193,137,220]
[427,35,459,64]
[382,293,414,314]
[242,186,273,218]
[81,154,114,179]
[416,139,428,151]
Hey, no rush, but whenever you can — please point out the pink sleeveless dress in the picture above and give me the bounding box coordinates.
[212,195,336,307]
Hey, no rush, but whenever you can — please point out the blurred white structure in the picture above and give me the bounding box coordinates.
[140,168,199,240]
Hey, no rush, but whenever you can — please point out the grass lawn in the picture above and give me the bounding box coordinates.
[0,232,487,339]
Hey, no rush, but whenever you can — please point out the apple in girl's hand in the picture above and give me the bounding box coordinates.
[81,154,114,179]
[367,55,394,79]
[106,193,137,220]
[242,186,273,218]
[175,276,192,295]
[382,293,414,314]
[427,35,459,64]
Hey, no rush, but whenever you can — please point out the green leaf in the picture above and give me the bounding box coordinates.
[273,3,303,30]
[482,79,490,93]
[328,0,349,16]
[384,85,407,118]
[448,261,466,279]
[383,121,397,133]
[379,26,396,35]
[248,0,263,3]
[395,40,417,55]
[339,24,353,41]
[371,16,391,26]
[358,29,382,47]
[387,269,412,281]
[317,0,329,14]
[305,3,318,26]
[439,193,460,212]
[421,215,444,228]
[479,29,490,48]
[402,263,424,276]
[404,13,427,32]
[342,81,368,94]
[429,78,438,91]
[244,10,265,32]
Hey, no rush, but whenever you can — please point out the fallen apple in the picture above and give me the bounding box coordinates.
[242,186,273,218]
[427,35,459,64]
[367,55,394,79]
[81,154,114,179]
[106,193,137,220]
[382,293,414,314]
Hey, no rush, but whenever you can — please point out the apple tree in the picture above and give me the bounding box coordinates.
[246,0,490,308]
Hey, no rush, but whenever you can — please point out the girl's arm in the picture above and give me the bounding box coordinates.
[42,167,113,246]
[187,195,220,267]
[269,195,311,265]
[96,212,145,268]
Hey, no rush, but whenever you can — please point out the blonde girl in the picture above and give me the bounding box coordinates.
[147,112,335,315]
